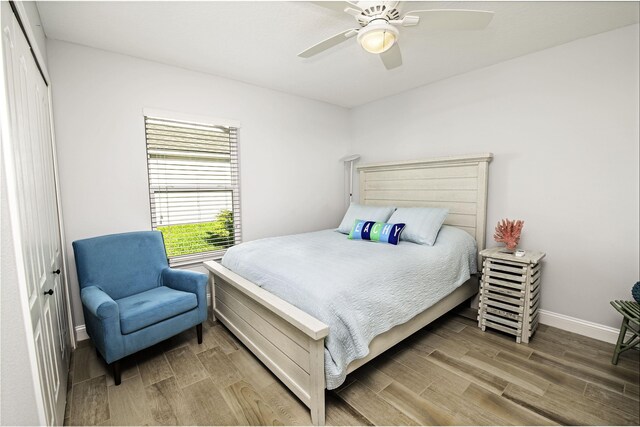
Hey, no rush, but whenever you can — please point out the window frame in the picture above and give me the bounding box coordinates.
[143,108,241,267]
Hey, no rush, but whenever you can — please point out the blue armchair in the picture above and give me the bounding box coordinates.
[72,231,208,385]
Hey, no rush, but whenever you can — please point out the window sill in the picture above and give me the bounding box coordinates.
[168,252,225,268]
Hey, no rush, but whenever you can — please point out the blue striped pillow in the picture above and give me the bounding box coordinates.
[348,220,406,245]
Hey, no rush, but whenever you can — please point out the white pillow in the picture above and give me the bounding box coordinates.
[337,204,396,234]
[388,207,449,245]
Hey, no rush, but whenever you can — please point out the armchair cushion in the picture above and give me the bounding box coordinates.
[116,286,197,334]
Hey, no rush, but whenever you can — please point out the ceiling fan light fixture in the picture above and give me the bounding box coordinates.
[357,22,398,54]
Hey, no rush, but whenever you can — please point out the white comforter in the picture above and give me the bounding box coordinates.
[221,225,477,389]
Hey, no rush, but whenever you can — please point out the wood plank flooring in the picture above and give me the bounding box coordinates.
[64,315,639,426]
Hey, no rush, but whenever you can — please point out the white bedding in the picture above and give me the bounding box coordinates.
[221,225,477,389]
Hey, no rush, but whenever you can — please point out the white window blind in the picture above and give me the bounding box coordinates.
[144,115,241,266]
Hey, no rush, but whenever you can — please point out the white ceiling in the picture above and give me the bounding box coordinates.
[37,1,639,108]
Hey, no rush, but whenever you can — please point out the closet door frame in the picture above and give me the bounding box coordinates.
[10,1,74,350]
[1,2,75,423]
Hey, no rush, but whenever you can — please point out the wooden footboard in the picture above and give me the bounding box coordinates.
[204,260,479,426]
[203,261,329,426]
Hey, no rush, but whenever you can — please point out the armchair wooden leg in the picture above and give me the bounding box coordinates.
[197,323,203,344]
[113,360,121,386]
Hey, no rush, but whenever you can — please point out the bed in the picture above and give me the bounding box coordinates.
[203,153,492,425]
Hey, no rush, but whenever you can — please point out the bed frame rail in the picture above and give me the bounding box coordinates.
[346,276,478,374]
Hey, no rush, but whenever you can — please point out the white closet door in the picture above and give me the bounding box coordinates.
[2,3,69,425]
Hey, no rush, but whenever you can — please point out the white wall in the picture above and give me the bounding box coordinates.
[351,24,640,329]
[47,40,351,328]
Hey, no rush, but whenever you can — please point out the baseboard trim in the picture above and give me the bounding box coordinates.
[72,309,629,346]
[538,309,625,344]
[75,324,89,342]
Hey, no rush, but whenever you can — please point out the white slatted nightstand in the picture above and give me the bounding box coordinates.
[477,247,546,343]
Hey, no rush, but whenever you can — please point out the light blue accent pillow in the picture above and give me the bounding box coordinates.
[337,203,396,234]
[388,207,449,245]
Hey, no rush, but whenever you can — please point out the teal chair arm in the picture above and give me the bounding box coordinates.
[81,285,124,365]
[81,286,119,319]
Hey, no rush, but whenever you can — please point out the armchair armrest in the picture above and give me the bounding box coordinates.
[161,268,208,322]
[161,268,207,294]
[81,286,118,319]
[81,286,124,363]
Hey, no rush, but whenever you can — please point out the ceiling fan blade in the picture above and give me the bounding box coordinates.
[310,1,362,13]
[344,7,363,18]
[402,9,494,30]
[298,29,358,58]
[344,29,359,38]
[380,43,402,70]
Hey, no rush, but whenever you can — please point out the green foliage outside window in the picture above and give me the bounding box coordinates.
[158,209,234,258]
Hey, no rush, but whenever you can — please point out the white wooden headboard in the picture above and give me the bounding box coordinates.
[357,153,493,266]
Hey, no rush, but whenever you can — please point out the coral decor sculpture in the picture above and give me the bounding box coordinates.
[494,218,524,251]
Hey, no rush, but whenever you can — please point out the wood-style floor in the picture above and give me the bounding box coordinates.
[64,314,639,426]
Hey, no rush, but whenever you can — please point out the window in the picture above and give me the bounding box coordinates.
[144,111,241,266]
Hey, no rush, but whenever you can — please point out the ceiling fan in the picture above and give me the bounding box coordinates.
[298,1,494,70]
